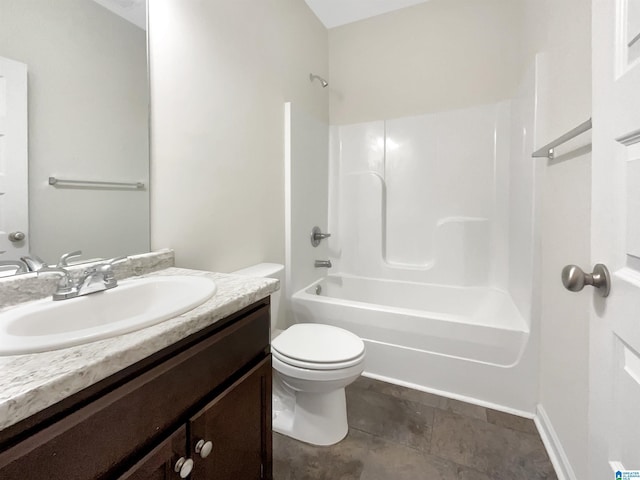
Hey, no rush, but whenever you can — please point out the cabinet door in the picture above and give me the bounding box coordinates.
[189,357,272,480]
[118,426,188,480]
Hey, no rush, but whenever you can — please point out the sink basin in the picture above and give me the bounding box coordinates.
[0,275,217,356]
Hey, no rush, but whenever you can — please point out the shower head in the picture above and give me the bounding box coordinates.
[310,73,328,88]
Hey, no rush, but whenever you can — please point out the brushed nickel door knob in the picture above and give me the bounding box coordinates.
[561,264,611,297]
[8,231,25,243]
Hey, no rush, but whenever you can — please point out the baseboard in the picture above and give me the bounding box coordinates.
[534,404,577,480]
[362,371,536,419]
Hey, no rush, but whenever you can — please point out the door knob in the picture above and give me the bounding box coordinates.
[561,263,611,297]
[8,231,25,243]
[174,457,194,478]
[195,439,213,458]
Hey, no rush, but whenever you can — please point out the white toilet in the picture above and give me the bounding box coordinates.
[232,263,365,446]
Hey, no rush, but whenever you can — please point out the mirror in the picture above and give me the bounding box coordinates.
[0,0,149,271]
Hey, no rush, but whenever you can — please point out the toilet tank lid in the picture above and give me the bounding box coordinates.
[231,263,284,278]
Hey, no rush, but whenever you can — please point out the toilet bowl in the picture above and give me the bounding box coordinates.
[271,323,365,445]
[231,263,366,446]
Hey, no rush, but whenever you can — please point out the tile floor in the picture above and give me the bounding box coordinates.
[273,377,557,480]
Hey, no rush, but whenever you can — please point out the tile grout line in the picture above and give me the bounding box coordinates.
[357,382,540,437]
[276,380,557,480]
[346,425,431,455]
[427,404,435,454]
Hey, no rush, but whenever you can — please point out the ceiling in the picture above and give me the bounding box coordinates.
[304,0,432,29]
[91,0,429,32]
[91,0,146,30]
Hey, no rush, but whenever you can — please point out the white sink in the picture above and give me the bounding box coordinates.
[0,275,217,356]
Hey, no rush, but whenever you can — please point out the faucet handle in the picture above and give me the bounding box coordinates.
[37,266,77,300]
[0,260,28,274]
[86,256,127,274]
[104,256,128,266]
[311,227,332,247]
[57,250,82,268]
[95,256,128,288]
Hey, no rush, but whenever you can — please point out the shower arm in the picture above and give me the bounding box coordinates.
[309,73,328,88]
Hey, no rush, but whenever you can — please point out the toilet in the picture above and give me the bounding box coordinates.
[232,263,365,446]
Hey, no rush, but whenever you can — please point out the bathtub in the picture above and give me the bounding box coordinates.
[291,274,536,413]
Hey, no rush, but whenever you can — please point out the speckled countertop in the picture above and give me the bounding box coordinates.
[0,264,278,431]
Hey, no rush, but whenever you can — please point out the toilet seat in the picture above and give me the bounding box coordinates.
[272,352,365,383]
[272,348,365,370]
[271,323,365,371]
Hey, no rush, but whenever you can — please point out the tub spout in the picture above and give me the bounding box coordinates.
[314,260,332,268]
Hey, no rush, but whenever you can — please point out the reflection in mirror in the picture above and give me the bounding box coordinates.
[0,0,149,270]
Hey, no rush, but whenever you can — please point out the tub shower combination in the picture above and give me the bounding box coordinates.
[292,274,533,412]
[293,275,528,368]
[291,101,537,413]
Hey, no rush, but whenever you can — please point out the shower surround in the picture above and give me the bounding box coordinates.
[329,103,509,286]
[291,96,539,414]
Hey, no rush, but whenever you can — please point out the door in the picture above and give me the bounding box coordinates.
[118,427,189,480]
[0,56,29,261]
[189,357,272,480]
[590,0,640,477]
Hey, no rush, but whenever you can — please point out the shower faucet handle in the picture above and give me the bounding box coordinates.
[311,226,331,247]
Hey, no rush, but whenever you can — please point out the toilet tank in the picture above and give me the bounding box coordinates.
[231,263,284,332]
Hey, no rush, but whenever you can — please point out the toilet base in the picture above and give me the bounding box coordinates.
[273,376,349,446]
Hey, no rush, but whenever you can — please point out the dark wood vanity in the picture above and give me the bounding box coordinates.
[0,299,272,480]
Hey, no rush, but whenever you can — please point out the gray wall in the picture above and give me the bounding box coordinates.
[149,0,329,273]
[328,0,526,125]
[0,0,149,263]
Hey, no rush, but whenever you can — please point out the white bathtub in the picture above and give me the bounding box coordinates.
[291,274,536,413]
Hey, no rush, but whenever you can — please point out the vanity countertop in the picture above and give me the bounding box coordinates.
[0,267,278,431]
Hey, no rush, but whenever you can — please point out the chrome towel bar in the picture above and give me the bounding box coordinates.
[532,118,592,159]
[48,176,145,189]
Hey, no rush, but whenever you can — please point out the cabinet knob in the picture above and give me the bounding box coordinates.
[174,457,194,478]
[195,439,214,458]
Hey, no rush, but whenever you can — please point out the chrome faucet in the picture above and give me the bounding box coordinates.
[35,251,128,300]
[75,257,126,296]
[20,254,46,272]
[314,260,332,268]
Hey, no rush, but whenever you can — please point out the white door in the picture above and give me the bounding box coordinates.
[590,0,640,477]
[0,56,29,260]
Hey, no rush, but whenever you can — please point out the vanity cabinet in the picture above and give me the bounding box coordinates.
[119,426,188,480]
[0,299,272,480]
[119,358,271,480]
[188,358,271,479]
